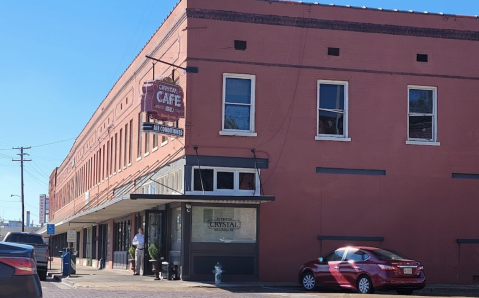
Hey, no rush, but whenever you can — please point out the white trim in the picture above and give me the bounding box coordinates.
[317,80,349,139]
[315,136,351,142]
[152,147,158,152]
[161,139,168,147]
[136,157,141,162]
[189,166,260,196]
[221,73,256,134]
[407,85,438,142]
[406,141,441,146]
[219,131,258,137]
[144,152,150,157]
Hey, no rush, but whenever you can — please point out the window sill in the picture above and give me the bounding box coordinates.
[161,141,168,147]
[136,157,142,162]
[219,131,257,137]
[144,152,150,157]
[152,147,158,152]
[406,141,440,146]
[315,136,351,142]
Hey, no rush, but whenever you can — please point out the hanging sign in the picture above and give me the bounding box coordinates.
[141,80,185,121]
[141,122,184,137]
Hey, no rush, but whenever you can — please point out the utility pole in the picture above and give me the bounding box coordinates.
[12,147,31,232]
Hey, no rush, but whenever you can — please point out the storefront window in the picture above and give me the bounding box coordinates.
[192,206,257,243]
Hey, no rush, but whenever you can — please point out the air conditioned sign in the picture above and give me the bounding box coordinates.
[207,218,241,232]
[141,122,184,137]
[141,80,185,121]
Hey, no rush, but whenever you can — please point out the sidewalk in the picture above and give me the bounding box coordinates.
[47,260,479,295]
[47,259,299,290]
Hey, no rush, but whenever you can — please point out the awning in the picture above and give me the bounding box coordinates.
[38,194,274,236]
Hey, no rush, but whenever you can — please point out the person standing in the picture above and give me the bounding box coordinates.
[132,227,144,275]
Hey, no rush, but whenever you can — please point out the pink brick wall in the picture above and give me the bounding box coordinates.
[185,0,479,284]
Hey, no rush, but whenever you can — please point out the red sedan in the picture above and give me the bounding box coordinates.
[298,246,426,295]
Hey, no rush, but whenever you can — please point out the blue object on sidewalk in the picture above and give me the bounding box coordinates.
[62,252,70,277]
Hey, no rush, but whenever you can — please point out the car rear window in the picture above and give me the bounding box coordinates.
[5,234,44,245]
[369,249,407,260]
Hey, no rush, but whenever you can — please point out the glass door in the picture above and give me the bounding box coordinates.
[146,211,165,274]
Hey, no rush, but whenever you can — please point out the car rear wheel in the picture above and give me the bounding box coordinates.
[38,270,47,281]
[357,275,374,294]
[397,289,414,295]
[301,272,316,291]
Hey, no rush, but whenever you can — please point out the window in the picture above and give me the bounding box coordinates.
[153,120,158,149]
[345,249,370,262]
[192,206,257,243]
[217,171,234,190]
[221,73,256,136]
[137,113,142,158]
[191,167,259,194]
[316,80,349,141]
[129,119,133,163]
[144,114,150,155]
[323,249,346,262]
[119,129,122,170]
[193,169,214,191]
[407,86,438,144]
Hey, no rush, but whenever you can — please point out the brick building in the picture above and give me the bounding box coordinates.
[40,0,479,284]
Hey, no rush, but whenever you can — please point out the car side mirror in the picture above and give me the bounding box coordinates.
[318,257,324,263]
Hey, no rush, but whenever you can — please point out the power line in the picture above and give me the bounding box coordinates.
[30,137,75,148]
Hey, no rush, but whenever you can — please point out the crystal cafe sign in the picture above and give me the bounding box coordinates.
[208,218,241,232]
[141,79,185,121]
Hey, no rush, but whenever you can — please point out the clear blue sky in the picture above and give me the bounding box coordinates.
[0,0,476,225]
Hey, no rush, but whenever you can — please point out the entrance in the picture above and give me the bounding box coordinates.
[145,210,166,275]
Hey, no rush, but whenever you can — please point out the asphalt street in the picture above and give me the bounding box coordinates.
[41,276,479,298]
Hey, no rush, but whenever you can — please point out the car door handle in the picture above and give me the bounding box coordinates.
[354,266,361,269]
[334,266,339,269]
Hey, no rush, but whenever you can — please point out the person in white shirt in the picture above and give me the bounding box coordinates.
[132,227,145,275]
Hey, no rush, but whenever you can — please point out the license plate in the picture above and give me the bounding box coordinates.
[403,268,413,274]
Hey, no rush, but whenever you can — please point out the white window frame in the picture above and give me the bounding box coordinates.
[189,166,260,196]
[220,73,257,137]
[315,80,351,141]
[406,85,439,146]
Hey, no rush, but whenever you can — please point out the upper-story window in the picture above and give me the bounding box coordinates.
[190,167,260,196]
[407,86,439,145]
[316,80,350,141]
[220,73,257,137]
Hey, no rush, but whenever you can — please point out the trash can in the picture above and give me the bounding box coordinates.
[161,261,169,280]
[61,252,70,277]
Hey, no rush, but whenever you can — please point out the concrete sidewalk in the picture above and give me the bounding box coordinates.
[47,260,479,295]
[47,259,299,290]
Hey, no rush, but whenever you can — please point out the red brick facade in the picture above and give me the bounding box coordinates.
[48,0,479,284]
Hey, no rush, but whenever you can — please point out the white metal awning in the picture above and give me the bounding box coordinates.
[38,194,274,236]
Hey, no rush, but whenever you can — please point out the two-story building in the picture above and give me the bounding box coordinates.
[41,0,479,284]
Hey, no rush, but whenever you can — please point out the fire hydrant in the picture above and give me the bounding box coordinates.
[212,262,224,285]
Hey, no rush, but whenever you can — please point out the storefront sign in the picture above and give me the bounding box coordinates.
[67,230,76,242]
[208,218,241,232]
[141,122,184,137]
[39,194,46,225]
[141,80,185,121]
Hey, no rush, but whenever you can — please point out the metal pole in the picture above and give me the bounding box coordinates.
[12,146,31,232]
[20,147,24,232]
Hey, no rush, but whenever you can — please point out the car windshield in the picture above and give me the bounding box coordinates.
[369,248,408,260]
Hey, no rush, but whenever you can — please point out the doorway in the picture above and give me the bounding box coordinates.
[145,210,166,275]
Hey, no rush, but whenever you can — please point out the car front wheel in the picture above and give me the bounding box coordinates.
[357,275,374,294]
[301,272,316,291]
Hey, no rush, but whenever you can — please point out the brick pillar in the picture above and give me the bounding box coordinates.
[108,218,114,270]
